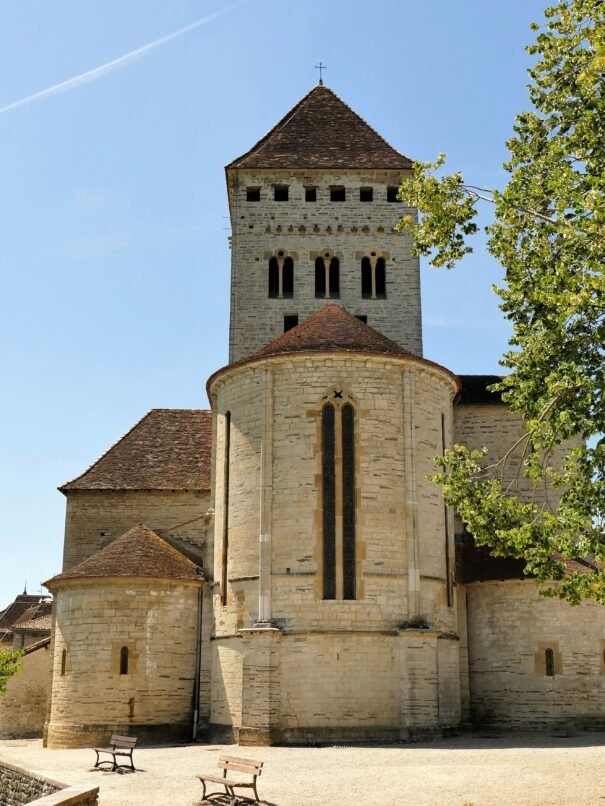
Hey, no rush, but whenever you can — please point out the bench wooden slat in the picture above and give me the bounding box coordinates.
[219,761,262,776]
[198,755,263,803]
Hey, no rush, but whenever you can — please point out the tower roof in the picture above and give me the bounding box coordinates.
[227,85,412,170]
[60,409,212,492]
[44,525,203,587]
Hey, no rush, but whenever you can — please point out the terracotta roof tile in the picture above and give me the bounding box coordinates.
[45,525,204,587]
[60,409,212,492]
[227,85,412,170]
[13,614,52,632]
[207,304,460,397]
[254,303,414,358]
[0,596,50,631]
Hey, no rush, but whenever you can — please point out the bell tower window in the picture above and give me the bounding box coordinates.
[268,252,294,298]
[315,252,340,298]
[274,185,289,201]
[361,253,387,299]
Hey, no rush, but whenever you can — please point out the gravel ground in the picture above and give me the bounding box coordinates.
[1,733,605,805]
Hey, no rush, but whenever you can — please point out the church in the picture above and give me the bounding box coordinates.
[38,84,605,748]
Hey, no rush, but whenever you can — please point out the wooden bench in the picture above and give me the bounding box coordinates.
[197,754,263,804]
[93,734,137,772]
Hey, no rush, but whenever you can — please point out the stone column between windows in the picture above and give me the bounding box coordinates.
[370,255,378,300]
[277,257,284,299]
[323,258,330,299]
[258,367,274,623]
[402,369,420,616]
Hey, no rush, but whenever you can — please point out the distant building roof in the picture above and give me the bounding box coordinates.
[60,409,212,492]
[457,375,505,405]
[0,595,50,632]
[13,614,52,632]
[44,525,204,587]
[227,84,412,171]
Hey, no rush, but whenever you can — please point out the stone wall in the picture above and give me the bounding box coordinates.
[208,351,460,741]
[61,489,211,572]
[466,580,605,729]
[0,641,50,739]
[227,168,422,361]
[0,759,97,806]
[45,577,201,748]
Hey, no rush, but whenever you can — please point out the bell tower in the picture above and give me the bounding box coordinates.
[225,84,423,363]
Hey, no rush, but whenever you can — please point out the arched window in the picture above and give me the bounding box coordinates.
[545,648,555,677]
[283,257,294,298]
[120,646,129,675]
[321,396,356,600]
[315,257,326,298]
[361,253,386,299]
[315,253,339,299]
[268,257,279,297]
[60,648,67,676]
[342,404,356,600]
[322,404,336,599]
[268,252,294,298]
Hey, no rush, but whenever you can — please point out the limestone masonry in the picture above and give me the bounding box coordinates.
[3,83,601,748]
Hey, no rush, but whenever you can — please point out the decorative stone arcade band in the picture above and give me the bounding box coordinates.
[321,391,356,600]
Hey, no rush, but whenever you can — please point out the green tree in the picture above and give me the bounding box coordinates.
[0,648,23,696]
[399,0,605,605]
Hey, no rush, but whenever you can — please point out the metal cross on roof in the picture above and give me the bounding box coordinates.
[315,62,327,85]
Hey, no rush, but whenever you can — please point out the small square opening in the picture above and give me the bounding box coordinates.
[355,315,368,323]
[246,187,260,202]
[305,187,317,202]
[330,186,346,202]
[274,185,289,202]
[360,187,373,202]
[387,186,401,203]
[284,315,299,332]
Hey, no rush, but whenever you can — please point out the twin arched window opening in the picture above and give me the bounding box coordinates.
[268,254,294,298]
[315,255,340,298]
[361,255,386,299]
[322,401,356,600]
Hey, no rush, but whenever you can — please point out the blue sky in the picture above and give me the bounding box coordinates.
[0,0,550,601]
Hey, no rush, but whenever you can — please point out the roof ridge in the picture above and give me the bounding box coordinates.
[59,410,155,491]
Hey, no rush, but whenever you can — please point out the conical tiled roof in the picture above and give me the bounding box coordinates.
[227,85,412,170]
[254,303,413,358]
[44,525,203,587]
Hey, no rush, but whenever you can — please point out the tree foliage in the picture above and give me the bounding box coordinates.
[0,648,23,696]
[399,0,605,604]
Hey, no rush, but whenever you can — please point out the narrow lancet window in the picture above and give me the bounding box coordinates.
[545,648,555,676]
[375,257,386,298]
[342,404,356,600]
[322,404,336,599]
[268,257,279,297]
[120,646,129,675]
[221,412,231,606]
[283,257,294,298]
[329,258,340,297]
[361,257,372,298]
[60,648,67,676]
[315,257,326,298]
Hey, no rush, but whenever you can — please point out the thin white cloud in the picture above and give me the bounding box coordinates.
[0,7,235,116]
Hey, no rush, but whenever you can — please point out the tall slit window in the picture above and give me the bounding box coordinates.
[361,253,386,299]
[60,648,67,676]
[268,253,294,298]
[221,412,231,606]
[545,648,555,677]
[120,646,129,675]
[321,397,356,600]
[315,253,340,298]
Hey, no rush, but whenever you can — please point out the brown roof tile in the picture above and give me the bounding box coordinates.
[227,84,412,170]
[44,525,204,587]
[13,614,52,632]
[207,304,460,397]
[0,596,51,631]
[60,409,212,492]
[254,303,414,358]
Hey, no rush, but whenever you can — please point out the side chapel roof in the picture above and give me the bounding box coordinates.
[227,84,413,171]
[44,525,204,588]
[60,409,212,492]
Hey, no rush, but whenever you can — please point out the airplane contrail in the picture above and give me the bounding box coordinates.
[0,6,235,116]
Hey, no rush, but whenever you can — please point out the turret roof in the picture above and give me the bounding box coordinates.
[227,84,412,170]
[44,525,204,587]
